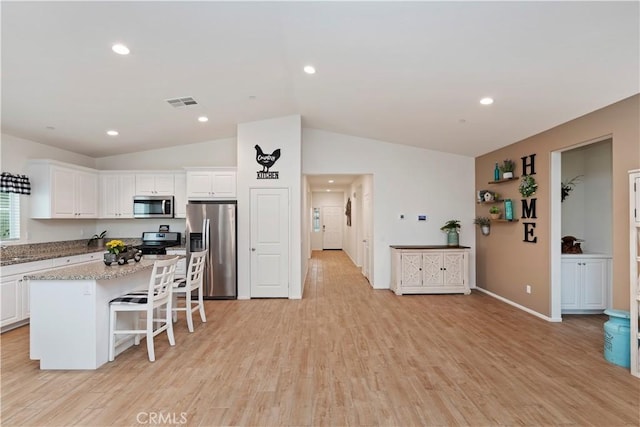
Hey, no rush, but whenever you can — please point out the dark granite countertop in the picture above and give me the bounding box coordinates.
[0,238,141,267]
[389,245,471,249]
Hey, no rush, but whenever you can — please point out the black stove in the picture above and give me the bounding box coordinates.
[136,232,181,255]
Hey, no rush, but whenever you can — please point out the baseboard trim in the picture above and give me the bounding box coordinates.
[475,288,562,322]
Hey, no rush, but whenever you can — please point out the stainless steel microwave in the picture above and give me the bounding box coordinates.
[133,195,174,218]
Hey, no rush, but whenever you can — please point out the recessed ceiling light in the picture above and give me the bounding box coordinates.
[112,43,130,55]
[480,97,494,105]
[106,130,119,136]
[328,180,334,183]
[303,65,316,74]
[198,116,209,123]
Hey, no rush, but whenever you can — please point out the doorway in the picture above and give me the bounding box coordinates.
[250,188,289,298]
[551,137,613,320]
[322,206,342,249]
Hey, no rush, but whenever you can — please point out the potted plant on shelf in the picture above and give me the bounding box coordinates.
[473,216,491,236]
[489,205,501,220]
[440,219,461,246]
[499,159,515,179]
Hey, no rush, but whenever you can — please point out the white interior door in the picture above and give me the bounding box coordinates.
[362,190,372,282]
[322,206,342,249]
[250,188,289,298]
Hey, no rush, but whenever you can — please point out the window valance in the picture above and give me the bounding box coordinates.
[1,172,31,195]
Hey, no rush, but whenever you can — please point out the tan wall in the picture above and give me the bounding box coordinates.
[475,95,639,316]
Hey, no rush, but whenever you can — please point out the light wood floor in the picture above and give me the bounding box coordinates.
[1,250,638,426]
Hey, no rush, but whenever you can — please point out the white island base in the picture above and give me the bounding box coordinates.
[27,257,168,370]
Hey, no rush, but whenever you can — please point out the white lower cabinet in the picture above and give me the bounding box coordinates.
[561,255,611,313]
[390,246,470,295]
[1,260,53,332]
[1,252,105,332]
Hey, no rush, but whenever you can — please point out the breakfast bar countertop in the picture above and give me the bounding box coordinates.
[24,255,180,281]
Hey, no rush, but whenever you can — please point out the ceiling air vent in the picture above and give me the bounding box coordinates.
[166,97,198,107]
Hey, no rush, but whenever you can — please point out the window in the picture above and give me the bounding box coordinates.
[0,192,20,240]
[313,208,320,232]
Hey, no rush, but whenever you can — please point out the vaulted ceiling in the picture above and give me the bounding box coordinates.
[2,1,638,158]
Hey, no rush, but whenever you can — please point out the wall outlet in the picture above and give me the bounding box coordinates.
[80,229,84,237]
[526,285,531,294]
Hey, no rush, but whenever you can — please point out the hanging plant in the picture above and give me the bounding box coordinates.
[561,175,582,202]
[519,175,537,197]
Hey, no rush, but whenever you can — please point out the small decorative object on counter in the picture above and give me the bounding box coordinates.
[88,230,107,248]
[493,163,500,181]
[561,235,583,254]
[440,219,461,246]
[499,159,515,179]
[104,239,142,266]
[473,216,491,236]
[504,199,514,221]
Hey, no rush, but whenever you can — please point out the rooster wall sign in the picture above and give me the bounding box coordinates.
[255,144,281,179]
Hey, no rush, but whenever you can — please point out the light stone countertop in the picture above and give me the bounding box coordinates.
[24,255,181,281]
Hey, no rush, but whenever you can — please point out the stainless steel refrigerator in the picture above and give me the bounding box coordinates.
[185,201,237,299]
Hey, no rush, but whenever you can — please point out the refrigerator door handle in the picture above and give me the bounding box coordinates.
[202,218,210,251]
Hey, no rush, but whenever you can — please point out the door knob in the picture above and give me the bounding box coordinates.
[251,248,256,252]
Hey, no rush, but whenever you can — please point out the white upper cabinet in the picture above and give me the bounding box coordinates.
[135,173,175,195]
[28,160,98,219]
[100,173,135,218]
[186,168,236,199]
[173,173,187,218]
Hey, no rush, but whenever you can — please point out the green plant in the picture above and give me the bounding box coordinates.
[88,230,107,246]
[519,175,538,197]
[499,159,515,173]
[489,206,500,214]
[473,216,491,226]
[440,220,461,231]
[105,239,126,255]
[561,175,582,202]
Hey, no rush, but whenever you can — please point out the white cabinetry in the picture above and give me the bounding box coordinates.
[174,173,187,218]
[166,248,186,278]
[28,160,99,219]
[186,168,236,199]
[1,259,54,332]
[99,173,135,218]
[135,173,174,195]
[390,246,470,295]
[1,253,104,333]
[561,255,611,313]
[630,170,640,378]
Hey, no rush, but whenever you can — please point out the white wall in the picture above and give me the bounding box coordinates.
[302,129,476,289]
[237,115,302,299]
[1,134,99,244]
[561,139,612,254]
[95,137,237,170]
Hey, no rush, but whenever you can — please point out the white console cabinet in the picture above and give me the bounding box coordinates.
[390,246,470,295]
[561,255,611,313]
[186,168,236,199]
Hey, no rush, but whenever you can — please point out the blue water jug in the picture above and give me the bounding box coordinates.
[603,309,630,368]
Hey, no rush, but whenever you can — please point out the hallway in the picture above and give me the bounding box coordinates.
[1,250,638,426]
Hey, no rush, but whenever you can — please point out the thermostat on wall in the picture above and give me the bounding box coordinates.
[418,215,428,221]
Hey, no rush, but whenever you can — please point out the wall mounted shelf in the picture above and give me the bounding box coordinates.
[488,177,519,184]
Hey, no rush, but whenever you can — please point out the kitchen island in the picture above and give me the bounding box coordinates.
[26,255,178,370]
